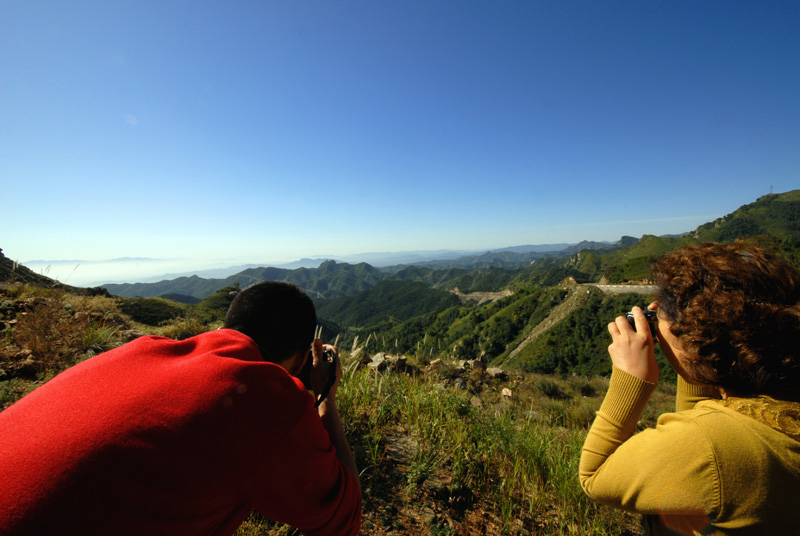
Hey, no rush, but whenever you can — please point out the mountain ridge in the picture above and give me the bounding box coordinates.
[3,190,799,380]
[8,191,800,306]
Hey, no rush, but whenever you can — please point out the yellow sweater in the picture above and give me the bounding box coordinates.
[580,368,800,535]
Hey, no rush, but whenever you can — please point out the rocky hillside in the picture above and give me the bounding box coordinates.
[0,248,61,287]
[0,249,109,297]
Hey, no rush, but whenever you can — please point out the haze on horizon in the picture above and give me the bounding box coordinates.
[3,2,799,286]
[3,205,764,287]
[13,237,616,287]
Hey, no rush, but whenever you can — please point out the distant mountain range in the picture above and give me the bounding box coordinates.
[7,190,800,305]
[307,190,800,376]
[99,243,613,283]
[380,237,638,272]
[98,239,627,299]
[97,190,800,301]
[4,190,800,378]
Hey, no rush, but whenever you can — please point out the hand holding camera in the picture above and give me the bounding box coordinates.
[608,305,659,384]
[626,308,658,337]
[298,327,340,408]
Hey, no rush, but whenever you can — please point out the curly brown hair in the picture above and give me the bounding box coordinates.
[652,241,800,398]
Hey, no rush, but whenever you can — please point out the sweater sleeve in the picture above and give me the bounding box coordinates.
[580,367,721,530]
[249,397,361,536]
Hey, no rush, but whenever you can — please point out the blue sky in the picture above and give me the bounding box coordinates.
[2,1,799,285]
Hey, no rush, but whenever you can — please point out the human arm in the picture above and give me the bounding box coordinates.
[580,306,661,497]
[579,368,718,527]
[249,373,362,536]
[580,308,718,528]
[603,305,717,412]
[310,340,360,494]
[243,339,361,536]
[579,365,656,496]
[579,306,658,474]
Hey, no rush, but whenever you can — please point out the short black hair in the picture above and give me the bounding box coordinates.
[223,281,316,363]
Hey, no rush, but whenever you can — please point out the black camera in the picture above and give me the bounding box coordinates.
[298,347,338,408]
[298,348,335,389]
[626,309,658,337]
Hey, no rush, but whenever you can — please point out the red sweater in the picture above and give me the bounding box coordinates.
[0,329,361,535]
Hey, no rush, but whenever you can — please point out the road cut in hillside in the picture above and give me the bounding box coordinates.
[501,285,593,366]
[451,288,514,305]
[587,283,658,295]
[500,283,658,367]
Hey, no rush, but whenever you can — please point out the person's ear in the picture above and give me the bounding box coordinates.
[287,347,311,376]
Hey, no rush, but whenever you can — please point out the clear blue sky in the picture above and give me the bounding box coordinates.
[2,1,799,284]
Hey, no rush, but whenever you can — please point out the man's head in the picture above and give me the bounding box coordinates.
[223,281,317,365]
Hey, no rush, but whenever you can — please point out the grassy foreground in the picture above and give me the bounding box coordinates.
[1,283,676,535]
[236,354,676,536]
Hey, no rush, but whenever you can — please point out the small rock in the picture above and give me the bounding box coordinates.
[367,353,388,372]
[470,359,486,371]
[486,367,508,380]
[118,329,149,342]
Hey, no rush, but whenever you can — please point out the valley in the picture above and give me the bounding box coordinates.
[2,190,799,535]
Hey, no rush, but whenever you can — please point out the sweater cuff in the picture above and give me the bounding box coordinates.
[598,366,656,431]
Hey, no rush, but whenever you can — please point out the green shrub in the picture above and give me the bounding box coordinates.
[117,297,185,326]
[159,317,209,340]
[0,378,38,409]
[79,322,120,355]
[571,376,604,398]
[12,296,85,371]
[536,376,572,400]
[193,286,238,323]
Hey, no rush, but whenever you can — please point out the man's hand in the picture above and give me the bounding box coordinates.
[608,306,658,384]
[310,339,341,402]
[311,339,361,494]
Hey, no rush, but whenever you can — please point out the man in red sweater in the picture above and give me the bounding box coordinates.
[0,281,361,535]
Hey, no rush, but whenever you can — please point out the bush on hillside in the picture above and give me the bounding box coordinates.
[2,288,126,378]
[117,297,185,326]
[159,317,209,340]
[193,286,239,323]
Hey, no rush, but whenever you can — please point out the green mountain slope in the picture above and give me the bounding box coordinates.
[693,190,800,242]
[102,260,387,300]
[507,289,675,380]
[0,248,108,296]
[548,190,800,284]
[316,280,462,328]
[332,190,800,375]
[4,190,799,379]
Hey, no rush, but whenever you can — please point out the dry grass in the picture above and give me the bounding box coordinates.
[235,357,675,536]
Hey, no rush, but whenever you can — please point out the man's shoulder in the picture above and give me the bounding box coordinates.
[107,329,262,367]
[60,328,307,412]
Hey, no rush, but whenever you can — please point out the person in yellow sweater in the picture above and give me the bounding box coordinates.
[580,241,800,535]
